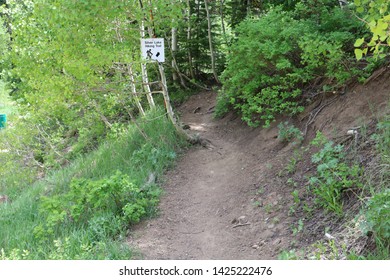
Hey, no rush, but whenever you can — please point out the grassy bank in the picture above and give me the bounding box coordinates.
[0,109,187,259]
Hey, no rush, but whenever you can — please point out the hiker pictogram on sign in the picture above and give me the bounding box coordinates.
[141,38,165,62]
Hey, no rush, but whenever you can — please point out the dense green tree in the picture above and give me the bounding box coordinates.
[1,0,184,166]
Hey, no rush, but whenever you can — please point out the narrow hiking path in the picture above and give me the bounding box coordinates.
[127,76,390,259]
[129,91,298,259]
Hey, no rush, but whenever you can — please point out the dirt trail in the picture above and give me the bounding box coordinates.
[128,75,390,260]
[129,91,292,259]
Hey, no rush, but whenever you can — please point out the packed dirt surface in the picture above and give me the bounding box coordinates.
[129,69,389,259]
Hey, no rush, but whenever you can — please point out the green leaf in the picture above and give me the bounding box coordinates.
[354,38,365,47]
[356,7,364,13]
[377,20,389,31]
[354,48,363,60]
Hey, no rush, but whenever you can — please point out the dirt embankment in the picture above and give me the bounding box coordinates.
[128,69,390,259]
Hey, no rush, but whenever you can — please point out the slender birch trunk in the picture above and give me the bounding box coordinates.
[186,0,195,79]
[171,27,178,82]
[138,0,155,108]
[139,20,155,108]
[204,0,220,83]
[220,0,230,48]
[128,64,145,116]
[170,27,188,89]
[157,63,176,126]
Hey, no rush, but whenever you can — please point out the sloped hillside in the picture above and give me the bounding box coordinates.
[129,67,389,259]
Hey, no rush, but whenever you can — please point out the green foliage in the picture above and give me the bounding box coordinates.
[289,190,301,216]
[373,118,390,158]
[278,249,300,260]
[36,171,159,239]
[1,248,30,260]
[0,109,186,259]
[217,5,363,127]
[0,0,185,170]
[364,189,390,245]
[0,17,9,72]
[354,0,390,59]
[362,117,390,249]
[292,218,304,235]
[277,122,303,144]
[308,133,363,215]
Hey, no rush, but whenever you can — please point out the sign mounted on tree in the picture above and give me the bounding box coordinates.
[141,38,165,63]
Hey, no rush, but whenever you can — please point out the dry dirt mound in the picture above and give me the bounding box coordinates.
[128,69,389,259]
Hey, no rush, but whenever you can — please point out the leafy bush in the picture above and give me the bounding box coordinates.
[217,5,364,127]
[217,8,308,126]
[308,132,363,215]
[354,0,390,59]
[277,121,303,144]
[365,189,390,245]
[36,171,160,239]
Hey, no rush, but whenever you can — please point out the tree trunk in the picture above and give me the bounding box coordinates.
[138,0,155,108]
[204,0,220,84]
[158,63,176,126]
[186,0,195,79]
[128,64,145,116]
[140,19,156,108]
[170,27,188,89]
[158,63,190,140]
[220,0,230,49]
[171,27,178,82]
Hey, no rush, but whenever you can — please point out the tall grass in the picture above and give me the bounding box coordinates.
[0,108,187,259]
[362,115,390,258]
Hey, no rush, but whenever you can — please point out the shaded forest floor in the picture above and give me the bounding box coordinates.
[128,69,390,259]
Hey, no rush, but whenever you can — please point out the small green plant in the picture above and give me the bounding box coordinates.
[289,190,301,216]
[364,189,390,246]
[278,122,304,144]
[264,203,274,214]
[278,249,300,260]
[285,158,298,174]
[256,185,265,195]
[302,203,314,217]
[292,219,304,236]
[310,239,347,260]
[308,132,363,216]
[286,178,298,187]
[252,200,262,207]
[87,213,124,243]
[0,248,30,260]
[292,190,300,205]
[372,118,390,158]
